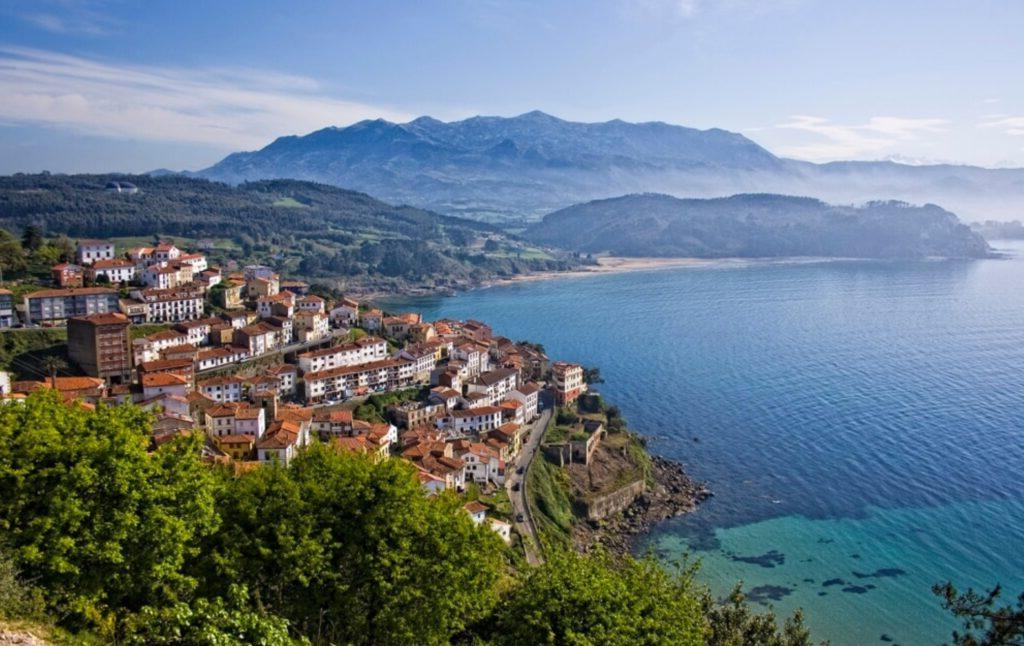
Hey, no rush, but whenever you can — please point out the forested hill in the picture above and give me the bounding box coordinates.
[0,174,579,292]
[525,193,991,259]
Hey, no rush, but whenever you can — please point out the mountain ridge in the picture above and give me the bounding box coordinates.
[192,112,1024,224]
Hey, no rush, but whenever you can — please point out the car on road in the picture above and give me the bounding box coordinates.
[512,483,520,492]
[516,466,524,475]
[516,513,525,522]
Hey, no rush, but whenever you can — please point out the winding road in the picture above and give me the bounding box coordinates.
[505,390,553,566]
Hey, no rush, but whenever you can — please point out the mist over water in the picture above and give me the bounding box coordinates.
[383,241,1024,645]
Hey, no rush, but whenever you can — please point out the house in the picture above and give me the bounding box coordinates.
[132,287,204,323]
[174,317,222,346]
[197,374,245,402]
[247,275,279,299]
[398,345,437,382]
[552,362,587,405]
[296,336,388,374]
[118,298,148,324]
[417,468,447,494]
[140,263,182,290]
[234,322,283,356]
[329,297,359,326]
[293,310,330,343]
[152,242,181,263]
[215,434,256,461]
[264,364,298,397]
[205,403,266,439]
[428,386,462,412]
[488,518,512,543]
[360,309,383,331]
[196,345,250,372]
[141,372,191,400]
[389,400,443,429]
[87,258,136,284]
[257,291,295,318]
[296,294,325,313]
[465,368,518,406]
[51,263,84,288]
[453,441,505,485]
[438,406,503,436]
[217,281,246,310]
[462,319,493,342]
[23,287,120,325]
[75,240,115,265]
[508,382,541,421]
[133,328,190,364]
[464,500,488,524]
[256,419,307,465]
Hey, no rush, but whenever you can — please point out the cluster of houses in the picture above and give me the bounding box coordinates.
[0,237,594,541]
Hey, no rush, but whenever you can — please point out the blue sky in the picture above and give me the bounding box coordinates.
[0,0,1022,173]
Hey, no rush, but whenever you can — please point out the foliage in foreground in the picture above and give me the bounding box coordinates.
[934,582,1024,646]
[0,391,834,645]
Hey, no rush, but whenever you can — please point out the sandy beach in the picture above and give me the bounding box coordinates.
[482,256,719,288]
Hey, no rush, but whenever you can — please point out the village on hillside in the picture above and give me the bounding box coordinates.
[0,238,598,544]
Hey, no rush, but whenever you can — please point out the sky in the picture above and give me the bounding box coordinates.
[0,0,1022,174]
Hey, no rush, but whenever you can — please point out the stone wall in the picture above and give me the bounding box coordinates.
[580,478,646,521]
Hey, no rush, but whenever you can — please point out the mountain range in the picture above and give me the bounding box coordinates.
[525,193,991,259]
[194,111,1024,224]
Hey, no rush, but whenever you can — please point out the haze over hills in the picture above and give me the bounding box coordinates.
[0,173,579,293]
[525,193,991,259]
[195,112,1024,224]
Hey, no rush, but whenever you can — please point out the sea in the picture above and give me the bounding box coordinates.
[381,240,1024,645]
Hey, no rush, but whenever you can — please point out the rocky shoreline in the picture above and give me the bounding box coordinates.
[573,454,712,556]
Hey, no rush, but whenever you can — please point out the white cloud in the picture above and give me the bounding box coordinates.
[771,115,948,161]
[0,47,411,151]
[979,116,1024,136]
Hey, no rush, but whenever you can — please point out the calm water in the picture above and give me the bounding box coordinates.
[383,241,1024,645]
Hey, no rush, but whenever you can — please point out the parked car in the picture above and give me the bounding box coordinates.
[512,483,520,492]
[516,513,525,522]
[516,466,524,475]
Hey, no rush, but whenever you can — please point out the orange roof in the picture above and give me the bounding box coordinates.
[142,373,188,388]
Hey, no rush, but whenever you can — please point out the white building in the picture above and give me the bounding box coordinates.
[296,336,388,374]
[76,240,115,265]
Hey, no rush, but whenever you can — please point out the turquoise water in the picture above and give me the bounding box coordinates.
[383,241,1024,645]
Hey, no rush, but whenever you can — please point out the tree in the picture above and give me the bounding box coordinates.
[483,238,500,252]
[21,225,43,251]
[583,365,605,385]
[934,582,1024,645]
[703,584,819,646]
[483,549,704,645]
[0,229,27,277]
[123,585,303,646]
[197,444,505,645]
[39,356,67,389]
[0,391,219,636]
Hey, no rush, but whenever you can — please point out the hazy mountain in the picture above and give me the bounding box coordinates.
[525,193,991,259]
[194,112,1024,225]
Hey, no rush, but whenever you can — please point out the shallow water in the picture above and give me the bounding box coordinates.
[383,241,1024,645]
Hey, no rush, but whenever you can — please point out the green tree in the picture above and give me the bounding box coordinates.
[703,584,819,646]
[124,585,303,646]
[0,229,27,277]
[21,225,43,251]
[934,582,1024,645]
[484,549,705,645]
[0,391,219,636]
[198,444,505,645]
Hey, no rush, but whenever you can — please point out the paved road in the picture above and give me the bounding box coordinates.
[506,392,553,566]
